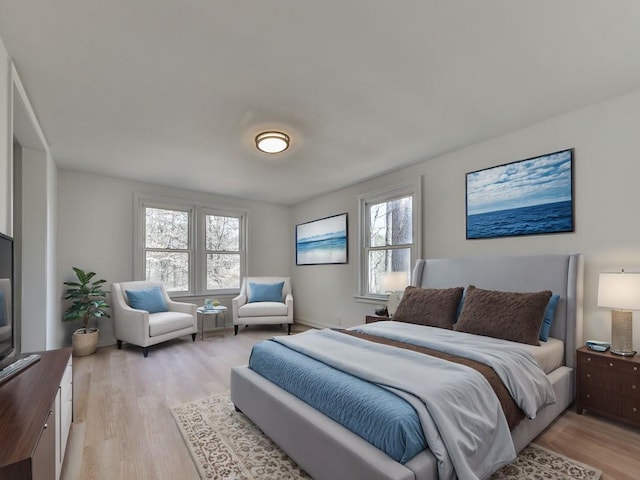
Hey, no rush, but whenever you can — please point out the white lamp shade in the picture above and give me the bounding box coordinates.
[597,272,640,310]
[381,271,409,292]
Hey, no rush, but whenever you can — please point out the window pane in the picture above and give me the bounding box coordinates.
[368,248,411,294]
[207,253,240,290]
[369,196,412,247]
[145,251,189,292]
[145,208,189,249]
[206,215,240,251]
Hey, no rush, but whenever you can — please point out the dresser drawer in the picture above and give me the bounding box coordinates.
[580,387,622,415]
[622,397,640,423]
[619,373,640,398]
[579,366,614,391]
[581,353,620,369]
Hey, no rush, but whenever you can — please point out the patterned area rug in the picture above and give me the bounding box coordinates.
[171,393,602,480]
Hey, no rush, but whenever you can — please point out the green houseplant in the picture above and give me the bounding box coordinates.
[62,267,110,356]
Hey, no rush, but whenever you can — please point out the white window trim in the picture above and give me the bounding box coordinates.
[354,178,422,303]
[199,206,248,296]
[134,193,247,297]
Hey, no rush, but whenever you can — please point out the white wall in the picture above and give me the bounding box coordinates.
[293,87,640,350]
[57,169,292,347]
[19,146,49,352]
[0,38,11,236]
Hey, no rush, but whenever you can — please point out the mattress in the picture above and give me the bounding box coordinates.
[249,325,556,474]
[521,337,564,374]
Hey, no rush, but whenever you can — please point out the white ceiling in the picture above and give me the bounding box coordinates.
[1,1,640,205]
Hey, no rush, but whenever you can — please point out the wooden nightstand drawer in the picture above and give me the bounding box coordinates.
[576,346,640,428]
[580,387,622,415]
[622,397,640,422]
[619,374,640,397]
[581,353,620,369]
[365,315,389,324]
[620,362,640,376]
[580,366,614,391]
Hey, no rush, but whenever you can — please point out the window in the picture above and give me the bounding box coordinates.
[135,195,246,296]
[357,181,421,300]
[204,211,241,290]
[144,206,191,292]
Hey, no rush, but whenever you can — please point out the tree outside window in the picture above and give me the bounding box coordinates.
[367,196,413,295]
[205,214,241,290]
[144,207,190,292]
[137,196,247,296]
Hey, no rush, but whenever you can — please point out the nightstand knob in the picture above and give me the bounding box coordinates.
[635,366,638,371]
[586,394,591,399]
[633,385,637,390]
[587,357,591,362]
[586,373,591,378]
[609,362,614,367]
[634,407,638,413]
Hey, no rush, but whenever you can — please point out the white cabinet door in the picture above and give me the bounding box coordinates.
[56,358,73,480]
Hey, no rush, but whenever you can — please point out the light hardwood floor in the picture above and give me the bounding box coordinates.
[61,325,640,480]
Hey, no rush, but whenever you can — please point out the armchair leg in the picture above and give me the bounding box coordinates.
[191,333,196,342]
[288,324,292,335]
[143,347,149,358]
[234,325,239,335]
[117,340,122,349]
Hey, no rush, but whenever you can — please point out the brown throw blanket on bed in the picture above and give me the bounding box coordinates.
[339,329,525,429]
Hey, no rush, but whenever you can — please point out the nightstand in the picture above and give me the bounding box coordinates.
[576,345,640,428]
[365,315,389,324]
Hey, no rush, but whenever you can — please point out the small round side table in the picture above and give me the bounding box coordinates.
[197,306,228,340]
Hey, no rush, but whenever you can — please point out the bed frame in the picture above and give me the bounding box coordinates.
[231,254,584,480]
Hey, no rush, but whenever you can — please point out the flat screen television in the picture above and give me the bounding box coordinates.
[0,233,14,364]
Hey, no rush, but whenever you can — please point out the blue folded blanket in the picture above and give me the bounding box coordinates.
[249,339,426,463]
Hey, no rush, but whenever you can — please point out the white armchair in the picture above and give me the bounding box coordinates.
[111,281,197,357]
[232,277,293,335]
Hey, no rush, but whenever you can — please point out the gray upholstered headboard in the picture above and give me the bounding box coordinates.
[411,254,584,368]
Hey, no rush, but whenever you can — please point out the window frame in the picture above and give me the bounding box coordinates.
[355,180,422,303]
[199,206,247,296]
[134,194,247,297]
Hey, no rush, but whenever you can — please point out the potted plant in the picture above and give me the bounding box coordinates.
[62,267,110,356]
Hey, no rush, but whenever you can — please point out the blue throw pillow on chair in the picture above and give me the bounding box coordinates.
[248,282,284,303]
[126,286,168,313]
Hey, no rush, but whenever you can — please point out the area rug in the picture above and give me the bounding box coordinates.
[171,393,602,480]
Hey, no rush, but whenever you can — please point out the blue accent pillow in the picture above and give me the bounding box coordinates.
[454,287,468,322]
[539,294,560,342]
[248,282,285,303]
[126,287,168,313]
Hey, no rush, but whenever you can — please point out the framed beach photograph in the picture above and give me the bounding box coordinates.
[296,213,348,265]
[466,149,574,239]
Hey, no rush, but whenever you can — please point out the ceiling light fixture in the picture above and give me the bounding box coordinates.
[255,131,290,154]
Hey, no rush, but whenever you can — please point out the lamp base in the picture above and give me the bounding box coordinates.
[611,310,636,357]
[386,291,403,317]
[610,349,637,357]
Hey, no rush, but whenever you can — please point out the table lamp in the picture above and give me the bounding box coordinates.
[381,272,409,317]
[597,270,640,356]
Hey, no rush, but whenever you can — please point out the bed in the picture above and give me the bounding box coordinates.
[230,254,584,480]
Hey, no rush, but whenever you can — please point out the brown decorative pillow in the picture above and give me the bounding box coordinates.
[454,285,552,345]
[392,286,464,329]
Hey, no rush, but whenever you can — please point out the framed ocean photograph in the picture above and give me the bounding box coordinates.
[296,213,348,265]
[466,149,574,239]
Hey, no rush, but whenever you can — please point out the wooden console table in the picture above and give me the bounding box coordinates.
[0,348,73,480]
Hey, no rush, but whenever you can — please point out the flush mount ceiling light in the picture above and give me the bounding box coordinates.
[255,131,290,154]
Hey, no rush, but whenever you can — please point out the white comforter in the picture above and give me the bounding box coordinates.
[273,324,555,480]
